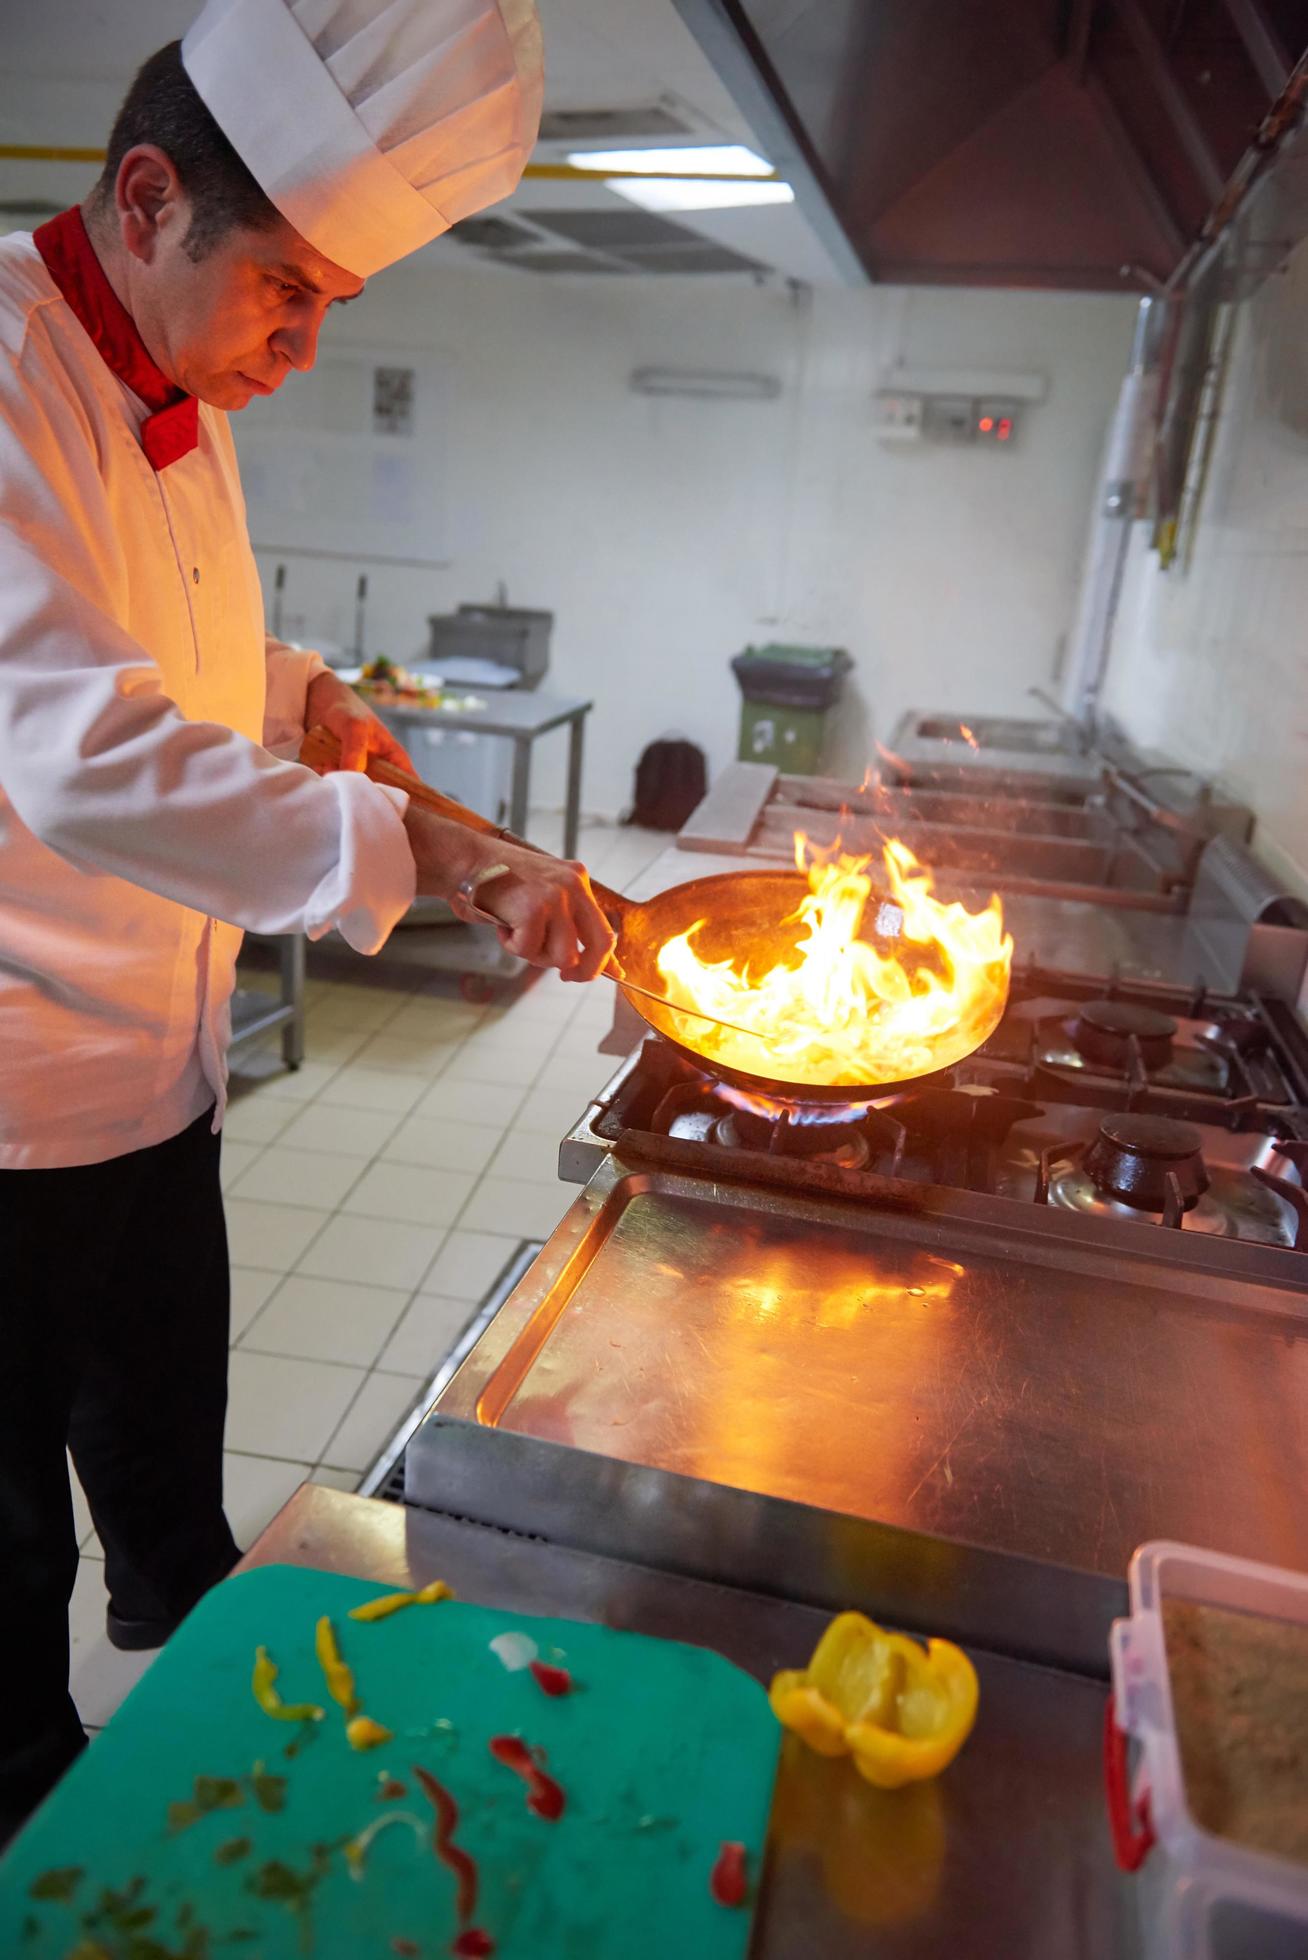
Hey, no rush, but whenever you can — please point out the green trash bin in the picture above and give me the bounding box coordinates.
[731,644,852,774]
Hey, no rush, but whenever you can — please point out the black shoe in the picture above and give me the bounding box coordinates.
[105,1606,186,1653]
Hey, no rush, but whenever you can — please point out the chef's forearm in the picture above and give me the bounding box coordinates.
[403,804,504,901]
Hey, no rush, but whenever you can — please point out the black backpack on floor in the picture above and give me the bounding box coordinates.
[626,738,708,831]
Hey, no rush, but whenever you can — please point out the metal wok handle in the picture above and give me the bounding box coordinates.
[299,723,632,928]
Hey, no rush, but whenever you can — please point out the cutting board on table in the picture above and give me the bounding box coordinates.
[0,1564,778,1958]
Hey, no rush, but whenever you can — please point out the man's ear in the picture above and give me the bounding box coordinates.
[116,145,188,264]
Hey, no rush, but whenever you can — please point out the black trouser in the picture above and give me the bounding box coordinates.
[0,1107,240,1845]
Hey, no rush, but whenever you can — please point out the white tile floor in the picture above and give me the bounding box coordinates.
[70,817,664,1733]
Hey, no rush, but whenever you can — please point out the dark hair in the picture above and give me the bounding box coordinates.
[94,40,279,261]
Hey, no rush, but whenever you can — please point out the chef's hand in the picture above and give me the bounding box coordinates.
[305,669,416,775]
[405,809,617,983]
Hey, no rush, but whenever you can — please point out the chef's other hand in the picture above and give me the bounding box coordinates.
[405,812,617,983]
[305,669,416,775]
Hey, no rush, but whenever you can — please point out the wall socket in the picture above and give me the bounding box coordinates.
[873,392,924,442]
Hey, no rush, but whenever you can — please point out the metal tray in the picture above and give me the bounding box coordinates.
[416,1144,1308,1673]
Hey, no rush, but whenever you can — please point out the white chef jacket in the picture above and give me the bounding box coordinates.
[0,228,418,1169]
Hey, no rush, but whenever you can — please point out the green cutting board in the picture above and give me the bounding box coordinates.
[0,1565,778,1958]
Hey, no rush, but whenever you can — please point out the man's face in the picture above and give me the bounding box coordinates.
[116,156,364,408]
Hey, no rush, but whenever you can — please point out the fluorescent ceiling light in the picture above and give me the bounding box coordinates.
[606,178,795,214]
[566,144,774,178]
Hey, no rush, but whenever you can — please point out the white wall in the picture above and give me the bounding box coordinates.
[238,264,1134,817]
[1100,236,1308,898]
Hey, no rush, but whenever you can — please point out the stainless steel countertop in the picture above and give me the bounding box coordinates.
[425,1149,1308,1663]
[240,1484,1137,1958]
[375,687,591,738]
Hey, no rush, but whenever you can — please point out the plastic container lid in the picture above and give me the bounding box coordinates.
[1109,1541,1308,1958]
[731,643,852,709]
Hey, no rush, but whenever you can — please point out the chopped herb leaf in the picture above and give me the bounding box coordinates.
[215,1837,253,1867]
[28,1866,83,1901]
[194,1777,244,1813]
[251,1771,287,1813]
[168,1802,202,1833]
[247,1860,306,1904]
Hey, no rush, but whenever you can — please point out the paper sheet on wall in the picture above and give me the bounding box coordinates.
[233,347,446,564]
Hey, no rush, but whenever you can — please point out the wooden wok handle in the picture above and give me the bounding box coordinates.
[299,723,632,921]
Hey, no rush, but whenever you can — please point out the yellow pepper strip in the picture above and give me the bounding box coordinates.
[347,1579,454,1623]
[769,1612,978,1790]
[251,1646,325,1725]
[346,1714,394,1751]
[314,1616,358,1715]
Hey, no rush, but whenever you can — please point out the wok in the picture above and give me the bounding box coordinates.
[301,727,1010,1105]
[600,867,1009,1104]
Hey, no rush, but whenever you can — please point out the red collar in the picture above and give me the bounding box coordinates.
[34,207,199,471]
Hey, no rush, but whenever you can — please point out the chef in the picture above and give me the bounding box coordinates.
[0,0,613,1845]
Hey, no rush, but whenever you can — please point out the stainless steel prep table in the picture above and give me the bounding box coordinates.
[240,1483,1138,1958]
[379,687,593,858]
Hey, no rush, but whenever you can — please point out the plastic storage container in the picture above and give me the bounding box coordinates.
[426,605,553,690]
[730,643,852,774]
[1108,1541,1308,1959]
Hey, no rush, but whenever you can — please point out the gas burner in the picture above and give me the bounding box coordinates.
[1073,1001,1176,1072]
[1199,1015,1271,1061]
[714,1103,873,1171]
[1041,1112,1302,1243]
[1084,1114,1207,1211]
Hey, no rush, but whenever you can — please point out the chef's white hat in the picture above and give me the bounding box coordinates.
[181,0,543,278]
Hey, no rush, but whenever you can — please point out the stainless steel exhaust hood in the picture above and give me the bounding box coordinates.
[671,0,1308,291]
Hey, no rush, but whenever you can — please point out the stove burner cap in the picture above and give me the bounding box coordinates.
[1084,1113,1208,1212]
[1074,999,1177,1072]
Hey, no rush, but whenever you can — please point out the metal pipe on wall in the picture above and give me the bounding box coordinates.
[1058,296,1162,733]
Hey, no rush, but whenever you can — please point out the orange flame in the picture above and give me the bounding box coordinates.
[655,836,1013,1089]
[958,722,979,751]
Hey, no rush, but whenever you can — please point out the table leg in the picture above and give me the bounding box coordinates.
[509,737,532,842]
[281,933,306,1068]
[564,712,585,861]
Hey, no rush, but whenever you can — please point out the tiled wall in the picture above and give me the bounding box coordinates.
[1101,232,1308,900]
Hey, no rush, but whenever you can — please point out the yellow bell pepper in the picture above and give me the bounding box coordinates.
[769,1611,978,1790]
[251,1646,324,1725]
[345,1714,394,1751]
[314,1615,358,1715]
[347,1579,454,1623]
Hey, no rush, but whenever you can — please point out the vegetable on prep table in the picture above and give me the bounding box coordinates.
[251,1645,325,1724]
[348,1579,455,1623]
[769,1611,978,1789]
[315,1615,359,1715]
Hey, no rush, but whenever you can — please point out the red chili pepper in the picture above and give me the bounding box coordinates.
[488,1734,566,1821]
[452,1932,494,1957]
[710,1841,748,1908]
[412,1765,479,1924]
[529,1660,573,1698]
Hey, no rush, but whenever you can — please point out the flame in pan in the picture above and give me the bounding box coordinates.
[654,836,1012,1088]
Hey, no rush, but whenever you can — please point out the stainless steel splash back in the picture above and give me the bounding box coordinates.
[414,1151,1308,1667]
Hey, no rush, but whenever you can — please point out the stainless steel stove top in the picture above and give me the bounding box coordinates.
[410,959,1308,1683]
[562,966,1308,1261]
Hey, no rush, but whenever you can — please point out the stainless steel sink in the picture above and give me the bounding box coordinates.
[911,713,1084,755]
